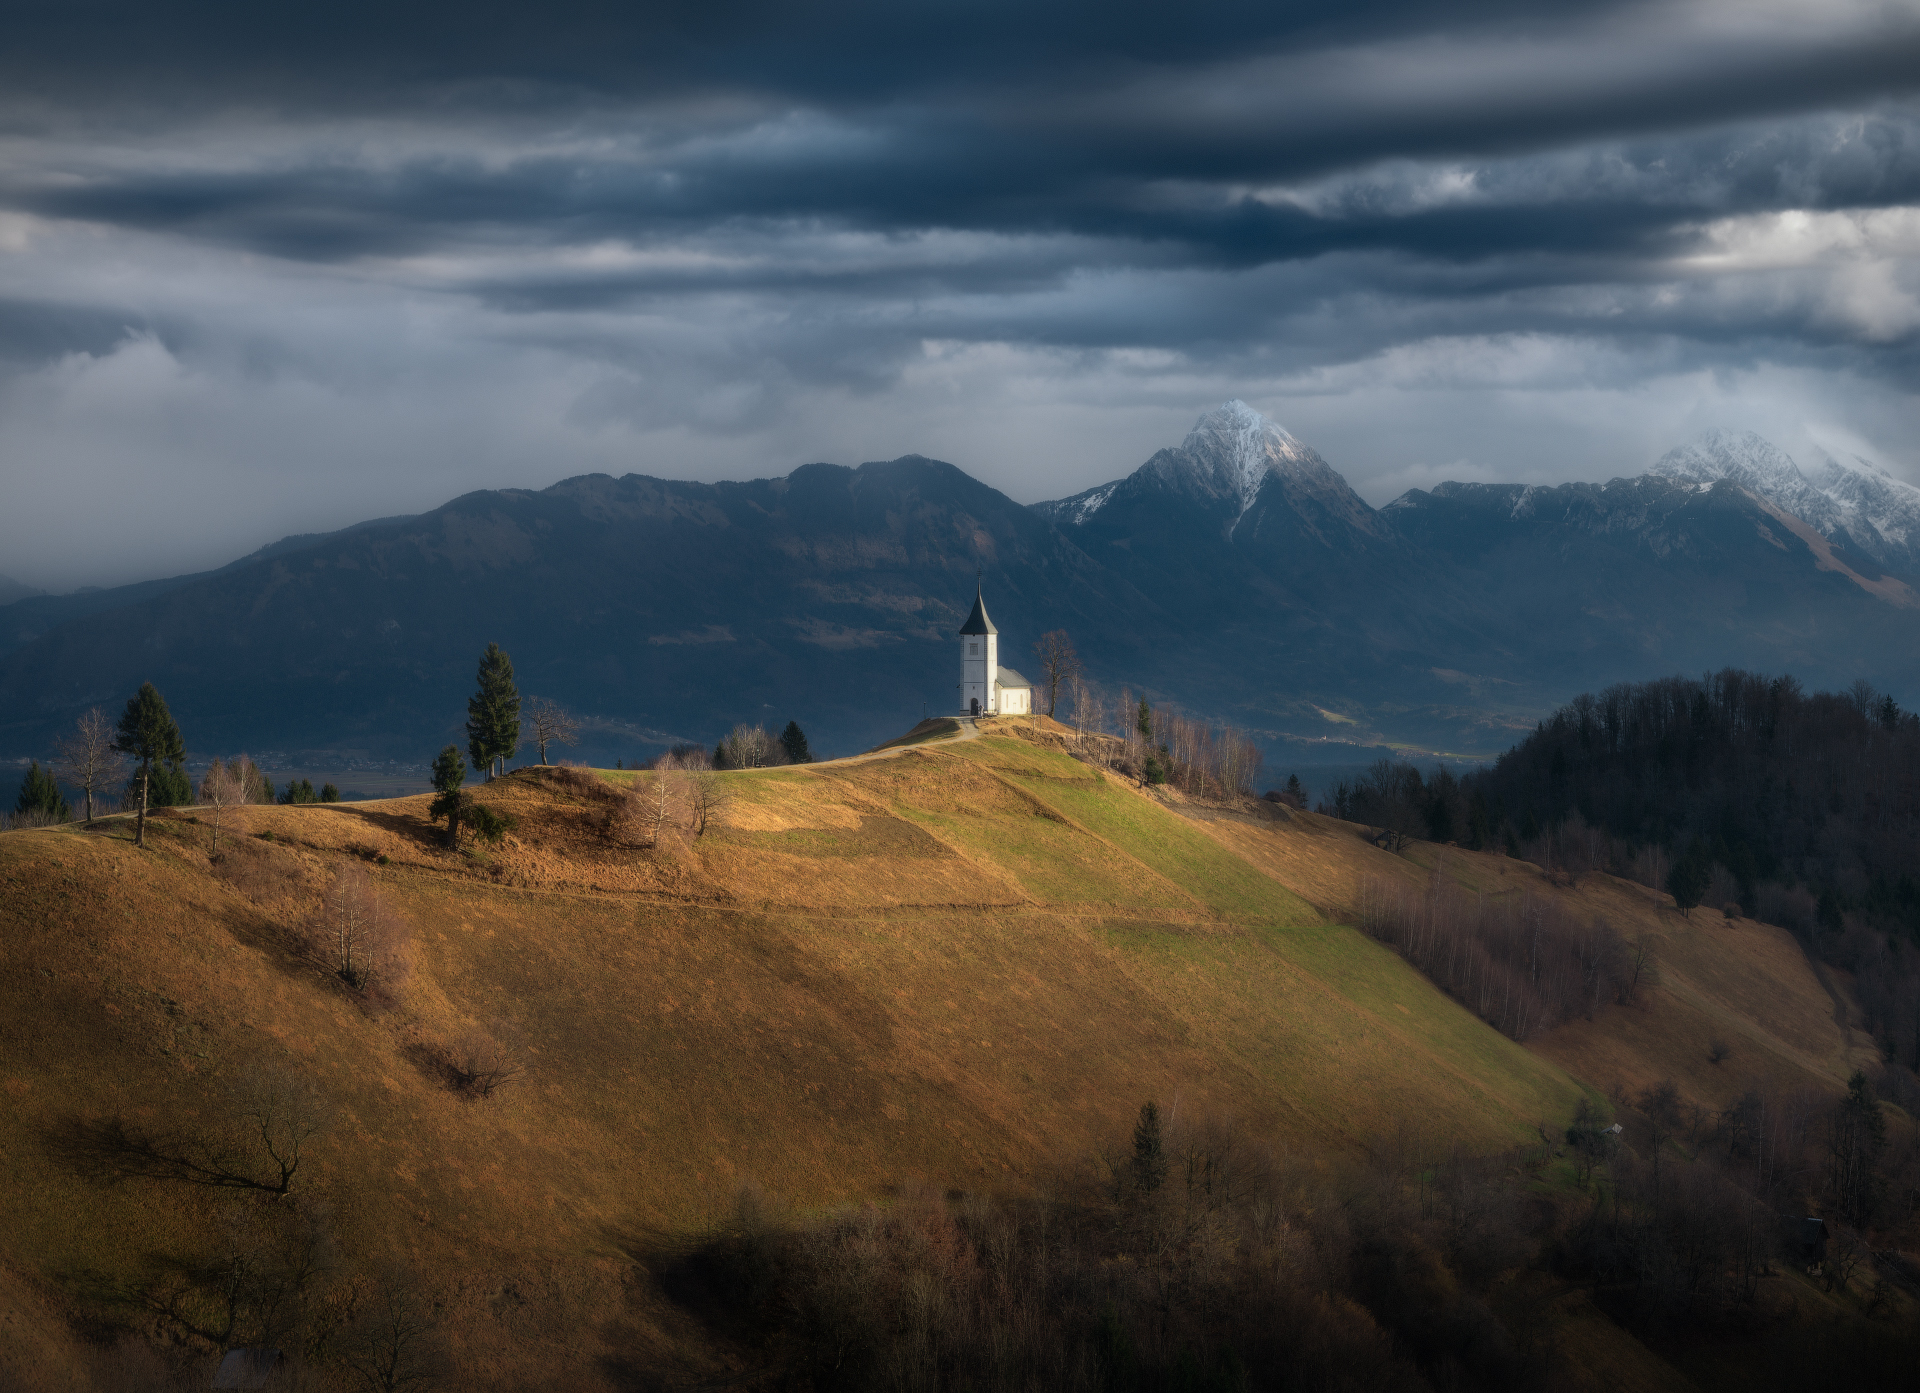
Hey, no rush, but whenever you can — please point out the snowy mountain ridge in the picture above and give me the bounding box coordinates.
[1652,428,1920,574]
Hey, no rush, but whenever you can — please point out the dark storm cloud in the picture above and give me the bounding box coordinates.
[0,1,1632,108]
[2,0,1918,591]
[15,106,1919,290]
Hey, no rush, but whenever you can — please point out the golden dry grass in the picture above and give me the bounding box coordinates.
[0,722,1853,1389]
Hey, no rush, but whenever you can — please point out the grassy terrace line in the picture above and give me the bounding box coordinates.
[0,717,1887,1387]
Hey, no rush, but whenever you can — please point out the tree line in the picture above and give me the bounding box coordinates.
[1310,671,1920,1124]
[1445,670,1920,1084]
[1356,872,1650,1042]
[673,1081,1917,1392]
[1042,676,1265,799]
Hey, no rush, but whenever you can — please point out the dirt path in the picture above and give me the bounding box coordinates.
[731,716,981,775]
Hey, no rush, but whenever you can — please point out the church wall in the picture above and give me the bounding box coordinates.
[962,631,998,714]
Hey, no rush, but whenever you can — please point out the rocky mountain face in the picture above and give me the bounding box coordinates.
[3,405,1917,768]
[1649,428,1920,578]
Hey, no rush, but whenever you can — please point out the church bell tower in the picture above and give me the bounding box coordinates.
[958,583,998,716]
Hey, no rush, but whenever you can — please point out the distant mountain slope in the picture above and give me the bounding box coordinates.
[0,573,44,607]
[0,460,1144,762]
[0,514,419,658]
[5,406,1919,768]
[1379,474,1920,686]
[1035,404,1920,749]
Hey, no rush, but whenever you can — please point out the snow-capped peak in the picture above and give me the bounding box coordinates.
[1650,428,1806,493]
[1032,398,1376,542]
[1176,400,1325,520]
[1650,429,1920,574]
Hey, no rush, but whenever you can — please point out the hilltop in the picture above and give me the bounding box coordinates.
[0,717,1888,1388]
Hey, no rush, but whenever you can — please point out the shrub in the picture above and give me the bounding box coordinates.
[466,803,514,844]
[448,1024,524,1098]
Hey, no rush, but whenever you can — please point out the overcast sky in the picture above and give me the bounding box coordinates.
[2,0,1918,590]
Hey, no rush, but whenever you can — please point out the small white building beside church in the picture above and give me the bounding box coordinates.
[958,584,1033,716]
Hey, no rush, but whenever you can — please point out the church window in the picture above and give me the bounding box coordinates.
[969,642,979,654]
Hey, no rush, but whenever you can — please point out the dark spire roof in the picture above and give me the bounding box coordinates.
[957,583,998,635]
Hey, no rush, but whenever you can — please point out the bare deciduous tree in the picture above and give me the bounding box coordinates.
[53,705,128,823]
[719,723,785,769]
[310,863,409,993]
[338,1270,443,1393]
[1032,630,1081,718]
[228,754,275,804]
[688,768,731,838]
[450,1022,524,1098]
[525,696,579,765]
[644,757,688,847]
[1622,939,1656,1006]
[200,758,247,855]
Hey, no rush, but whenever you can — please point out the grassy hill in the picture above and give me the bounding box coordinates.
[0,718,1875,1388]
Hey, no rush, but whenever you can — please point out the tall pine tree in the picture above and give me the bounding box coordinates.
[465,643,522,778]
[779,721,813,765]
[115,682,185,849]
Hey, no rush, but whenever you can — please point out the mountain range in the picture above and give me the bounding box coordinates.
[4,404,1918,769]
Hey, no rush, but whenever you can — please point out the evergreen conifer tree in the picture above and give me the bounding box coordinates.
[712,742,729,770]
[1131,1101,1166,1194]
[114,682,185,848]
[779,721,813,765]
[465,643,521,777]
[1666,840,1711,917]
[320,783,340,803]
[430,745,468,847]
[14,761,69,822]
[145,763,193,806]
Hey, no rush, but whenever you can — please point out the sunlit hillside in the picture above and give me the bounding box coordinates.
[0,718,1877,1388]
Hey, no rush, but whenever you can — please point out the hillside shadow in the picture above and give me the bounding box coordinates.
[597,1224,782,1391]
[43,1113,280,1195]
[324,804,448,852]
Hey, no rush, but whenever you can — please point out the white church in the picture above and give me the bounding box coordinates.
[958,583,1033,716]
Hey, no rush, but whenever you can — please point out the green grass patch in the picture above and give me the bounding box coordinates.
[952,740,1319,924]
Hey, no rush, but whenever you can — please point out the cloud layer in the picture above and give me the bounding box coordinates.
[2,0,1917,588]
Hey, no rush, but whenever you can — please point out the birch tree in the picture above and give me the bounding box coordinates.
[200,758,247,855]
[53,706,128,824]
